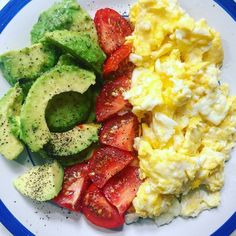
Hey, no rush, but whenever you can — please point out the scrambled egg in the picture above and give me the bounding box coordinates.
[125,0,236,222]
[181,189,220,217]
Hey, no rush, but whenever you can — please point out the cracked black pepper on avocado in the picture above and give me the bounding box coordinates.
[0,43,58,86]
[44,30,106,74]
[0,0,104,203]
[13,161,64,201]
[20,65,96,152]
[44,123,100,157]
[0,84,24,160]
[31,0,98,43]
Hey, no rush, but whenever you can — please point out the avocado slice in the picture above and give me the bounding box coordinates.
[18,78,35,100]
[56,142,98,167]
[57,54,77,66]
[7,84,24,138]
[0,43,58,86]
[31,0,98,43]
[45,91,91,132]
[0,85,24,160]
[20,65,96,152]
[44,123,100,157]
[86,85,102,123]
[13,161,64,201]
[44,30,106,74]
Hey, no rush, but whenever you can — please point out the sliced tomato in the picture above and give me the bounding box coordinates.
[111,59,135,80]
[103,44,133,76]
[103,166,142,215]
[96,76,132,122]
[88,146,134,188]
[99,113,139,152]
[94,8,133,55]
[82,184,124,229]
[53,164,90,211]
[130,157,140,167]
[126,204,136,213]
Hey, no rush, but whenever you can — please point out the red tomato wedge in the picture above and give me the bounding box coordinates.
[103,44,133,76]
[53,164,90,211]
[88,146,134,188]
[82,184,124,229]
[99,113,139,152]
[94,8,133,55]
[96,76,132,122]
[103,166,142,215]
[111,59,135,80]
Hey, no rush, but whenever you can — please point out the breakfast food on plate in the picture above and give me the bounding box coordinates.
[0,0,235,231]
[0,43,58,86]
[43,30,106,74]
[94,8,133,55]
[14,161,64,201]
[30,0,98,43]
[124,0,236,222]
[0,85,24,160]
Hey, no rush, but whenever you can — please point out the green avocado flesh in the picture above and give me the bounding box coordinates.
[0,85,24,160]
[31,0,98,43]
[45,91,91,132]
[56,142,98,167]
[86,85,101,123]
[44,30,106,74]
[18,79,35,100]
[13,161,64,201]
[0,43,58,86]
[20,65,96,152]
[44,123,100,157]
[57,54,77,66]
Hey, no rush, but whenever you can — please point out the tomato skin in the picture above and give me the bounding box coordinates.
[88,146,134,188]
[103,166,142,215]
[99,113,139,152]
[53,164,90,212]
[94,8,133,55]
[110,60,135,80]
[82,184,124,229]
[96,76,132,122]
[103,44,133,76]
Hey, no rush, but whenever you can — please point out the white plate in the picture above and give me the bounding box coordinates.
[0,0,236,235]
